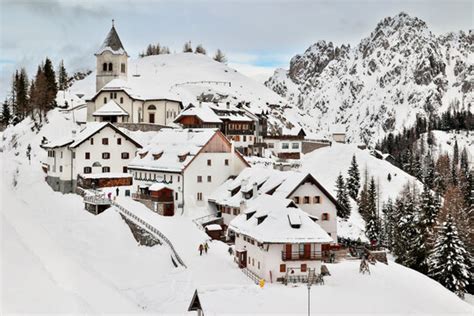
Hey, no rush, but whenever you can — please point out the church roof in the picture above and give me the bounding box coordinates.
[92,100,129,116]
[95,25,128,56]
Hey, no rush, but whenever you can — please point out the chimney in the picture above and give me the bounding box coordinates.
[252,182,258,199]
[226,101,230,109]
[240,200,247,214]
[72,130,77,139]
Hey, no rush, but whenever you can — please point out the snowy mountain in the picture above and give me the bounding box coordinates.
[266,12,473,143]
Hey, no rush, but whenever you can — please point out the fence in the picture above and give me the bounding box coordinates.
[241,267,260,285]
[112,202,187,268]
[84,195,111,205]
[192,213,219,230]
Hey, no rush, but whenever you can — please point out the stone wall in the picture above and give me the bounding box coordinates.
[120,214,161,246]
[302,141,331,154]
[114,122,171,132]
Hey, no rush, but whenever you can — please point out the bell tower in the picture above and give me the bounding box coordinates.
[95,20,129,92]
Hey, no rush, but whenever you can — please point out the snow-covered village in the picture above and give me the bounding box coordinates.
[0,1,473,315]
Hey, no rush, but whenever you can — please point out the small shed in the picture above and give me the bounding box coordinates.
[205,224,223,240]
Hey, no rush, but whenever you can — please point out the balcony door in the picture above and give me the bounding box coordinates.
[149,113,155,124]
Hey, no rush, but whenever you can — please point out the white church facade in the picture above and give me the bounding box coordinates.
[86,23,183,126]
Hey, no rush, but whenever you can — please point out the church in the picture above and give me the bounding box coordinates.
[86,22,183,126]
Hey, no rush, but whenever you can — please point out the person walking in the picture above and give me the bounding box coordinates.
[199,244,203,256]
[204,242,209,254]
[116,187,119,197]
[107,192,112,200]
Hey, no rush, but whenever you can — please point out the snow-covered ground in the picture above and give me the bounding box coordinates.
[419,129,474,163]
[2,111,473,314]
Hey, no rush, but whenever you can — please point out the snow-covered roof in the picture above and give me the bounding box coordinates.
[93,100,129,117]
[149,183,171,191]
[175,104,222,123]
[229,194,332,244]
[68,122,142,149]
[127,128,220,173]
[205,224,222,231]
[95,25,128,56]
[41,137,74,149]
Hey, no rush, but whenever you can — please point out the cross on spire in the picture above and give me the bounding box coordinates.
[112,19,115,27]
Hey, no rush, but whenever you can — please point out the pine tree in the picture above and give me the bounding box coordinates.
[58,60,68,90]
[26,144,32,164]
[428,214,471,298]
[381,199,395,249]
[453,139,459,166]
[195,44,207,55]
[365,177,380,244]
[213,49,227,63]
[42,57,57,110]
[1,99,11,125]
[335,173,351,219]
[346,155,360,200]
[183,41,193,53]
[424,151,436,189]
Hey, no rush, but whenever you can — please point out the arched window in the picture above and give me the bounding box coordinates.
[148,104,156,110]
[108,63,113,71]
[102,63,107,71]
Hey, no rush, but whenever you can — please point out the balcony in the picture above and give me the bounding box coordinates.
[281,250,324,261]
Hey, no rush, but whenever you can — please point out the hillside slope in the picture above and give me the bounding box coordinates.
[266,12,473,143]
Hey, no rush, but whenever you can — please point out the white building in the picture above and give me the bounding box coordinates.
[229,194,333,282]
[41,122,142,193]
[209,167,342,242]
[86,23,182,125]
[264,128,306,159]
[127,128,249,213]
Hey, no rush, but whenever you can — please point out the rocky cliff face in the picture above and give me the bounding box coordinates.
[265,12,473,144]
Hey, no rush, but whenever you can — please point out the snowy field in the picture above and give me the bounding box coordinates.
[1,114,472,314]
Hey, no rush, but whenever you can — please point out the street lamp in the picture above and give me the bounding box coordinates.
[307,282,311,316]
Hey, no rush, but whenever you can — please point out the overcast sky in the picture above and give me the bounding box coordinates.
[0,0,472,99]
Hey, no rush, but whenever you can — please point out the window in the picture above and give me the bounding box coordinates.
[122,166,127,173]
[304,196,310,204]
[177,176,180,182]
[313,196,321,204]
[72,152,75,159]
[102,138,109,145]
[59,166,63,172]
[108,63,113,71]
[121,152,129,159]
[293,196,300,204]
[292,142,299,149]
[121,63,125,73]
[102,152,110,159]
[280,264,286,273]
[207,176,212,182]
[268,143,274,148]
[175,192,178,200]
[258,261,260,269]
[282,143,289,149]
[207,159,211,166]
[60,151,63,159]
[90,138,94,145]
[252,258,254,266]
[301,264,307,272]
[104,97,107,104]
[197,176,202,183]
[102,166,110,173]
[235,135,240,141]
[120,97,123,104]
[249,136,253,142]
[117,138,122,145]
[102,63,107,71]
[83,167,92,174]
[197,192,203,201]
[243,136,247,142]
[85,152,90,159]
[110,92,113,99]
[148,104,156,110]
[322,213,329,221]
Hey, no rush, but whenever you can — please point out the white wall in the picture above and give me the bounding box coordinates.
[289,183,337,242]
[129,170,183,206]
[265,139,302,156]
[72,126,139,178]
[235,234,323,282]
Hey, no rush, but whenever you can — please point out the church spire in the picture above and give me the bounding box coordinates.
[95,20,128,56]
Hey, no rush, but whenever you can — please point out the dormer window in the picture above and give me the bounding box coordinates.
[139,151,148,159]
[152,151,163,160]
[108,63,113,71]
[257,215,267,225]
[246,211,256,220]
[178,152,189,162]
[288,214,302,228]
[102,63,107,71]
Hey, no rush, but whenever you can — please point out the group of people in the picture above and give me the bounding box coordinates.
[198,242,210,256]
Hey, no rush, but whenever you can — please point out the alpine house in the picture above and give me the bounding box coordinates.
[229,194,333,283]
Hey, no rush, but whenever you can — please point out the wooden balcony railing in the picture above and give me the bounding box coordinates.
[281,250,324,261]
[132,193,173,203]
